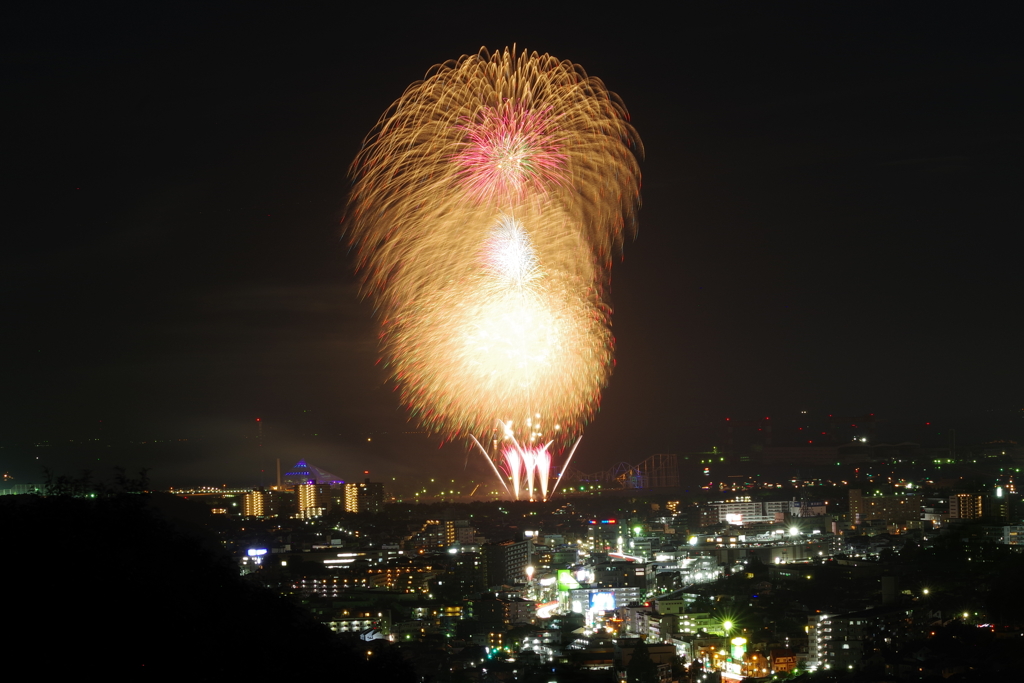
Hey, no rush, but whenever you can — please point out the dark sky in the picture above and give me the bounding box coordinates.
[3,4,1022,487]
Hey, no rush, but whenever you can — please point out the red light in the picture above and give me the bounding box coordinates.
[256,418,261,421]
[364,470,370,475]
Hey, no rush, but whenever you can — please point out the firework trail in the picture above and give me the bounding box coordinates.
[347,47,641,499]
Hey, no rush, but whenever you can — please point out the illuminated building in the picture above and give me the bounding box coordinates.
[298,483,331,518]
[439,519,475,545]
[743,650,769,678]
[343,478,385,513]
[848,489,922,527]
[710,498,763,525]
[573,633,616,669]
[475,595,535,628]
[364,561,440,593]
[566,586,642,617]
[949,492,983,520]
[296,576,366,596]
[454,552,485,593]
[243,489,265,517]
[405,520,447,550]
[701,497,829,526]
[652,591,698,616]
[769,648,797,674]
[922,495,949,527]
[997,525,1024,544]
[483,539,534,586]
[591,560,652,590]
[813,605,912,671]
[649,552,722,585]
[678,612,721,635]
[281,459,343,486]
[0,483,42,496]
[325,609,391,637]
[586,518,621,551]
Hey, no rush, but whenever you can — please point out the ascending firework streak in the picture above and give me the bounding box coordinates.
[347,47,641,500]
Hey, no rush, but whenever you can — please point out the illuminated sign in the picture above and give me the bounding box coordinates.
[608,552,645,562]
[591,592,615,611]
[730,637,747,660]
[556,569,581,591]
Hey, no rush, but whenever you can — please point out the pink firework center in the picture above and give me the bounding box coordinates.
[454,104,568,203]
[471,420,583,502]
[503,441,551,502]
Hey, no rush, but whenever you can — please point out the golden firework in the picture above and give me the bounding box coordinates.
[347,46,641,441]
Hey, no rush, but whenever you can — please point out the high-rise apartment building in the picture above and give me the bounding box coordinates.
[483,539,533,586]
[949,493,984,520]
[243,490,266,517]
[848,489,922,526]
[298,483,331,518]
[343,479,385,513]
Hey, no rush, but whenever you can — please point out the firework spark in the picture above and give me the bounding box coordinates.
[455,104,568,203]
[482,215,541,288]
[347,47,641,498]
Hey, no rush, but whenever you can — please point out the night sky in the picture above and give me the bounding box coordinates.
[4,4,1022,488]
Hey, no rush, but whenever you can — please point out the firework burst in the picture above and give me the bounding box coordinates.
[347,47,641,499]
[455,104,568,203]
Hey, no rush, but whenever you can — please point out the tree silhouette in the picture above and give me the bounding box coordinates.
[626,640,659,683]
[2,491,371,677]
